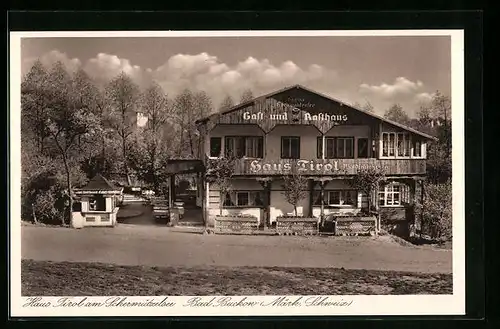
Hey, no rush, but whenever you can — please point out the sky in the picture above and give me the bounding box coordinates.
[20,36,451,118]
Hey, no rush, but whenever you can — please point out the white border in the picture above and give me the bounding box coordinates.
[9,30,465,317]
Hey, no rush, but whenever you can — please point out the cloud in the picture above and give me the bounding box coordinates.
[360,77,424,99]
[150,53,338,106]
[414,92,435,104]
[22,50,81,76]
[84,53,148,86]
[24,50,340,109]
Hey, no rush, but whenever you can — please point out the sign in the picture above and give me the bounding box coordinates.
[242,98,347,122]
[248,160,388,174]
[74,190,122,195]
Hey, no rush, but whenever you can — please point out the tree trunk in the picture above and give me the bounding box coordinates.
[62,154,73,226]
[31,203,38,224]
[122,134,131,185]
[294,205,298,217]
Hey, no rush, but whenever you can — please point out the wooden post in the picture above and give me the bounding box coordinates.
[257,177,272,229]
[320,181,325,223]
[308,179,314,218]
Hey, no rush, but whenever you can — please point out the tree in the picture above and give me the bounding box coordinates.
[105,72,140,185]
[219,95,234,111]
[383,104,410,126]
[429,91,451,158]
[193,91,213,157]
[44,61,101,225]
[347,167,386,213]
[128,82,173,194]
[21,60,50,153]
[171,89,195,157]
[72,68,107,178]
[353,100,374,113]
[240,89,254,103]
[281,165,308,217]
[415,182,452,242]
[206,156,236,217]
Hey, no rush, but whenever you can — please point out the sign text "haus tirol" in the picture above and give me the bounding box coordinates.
[249,160,388,174]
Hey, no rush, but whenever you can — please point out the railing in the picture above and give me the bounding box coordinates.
[227,158,426,176]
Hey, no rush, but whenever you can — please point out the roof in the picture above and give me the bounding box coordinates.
[196,84,437,140]
[78,174,120,191]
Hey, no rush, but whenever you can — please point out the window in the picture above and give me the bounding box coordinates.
[382,133,389,157]
[317,137,354,159]
[412,139,422,157]
[223,191,263,207]
[378,183,410,207]
[312,190,357,206]
[210,137,222,157]
[397,133,410,157]
[281,136,300,159]
[89,195,106,212]
[225,136,263,158]
[382,132,411,158]
[336,137,354,158]
[388,133,395,156]
[357,138,369,158]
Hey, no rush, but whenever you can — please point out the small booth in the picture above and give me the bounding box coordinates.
[71,174,123,228]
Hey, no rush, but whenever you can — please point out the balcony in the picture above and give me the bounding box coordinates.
[227,158,426,176]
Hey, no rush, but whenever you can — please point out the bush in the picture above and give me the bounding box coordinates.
[416,182,452,242]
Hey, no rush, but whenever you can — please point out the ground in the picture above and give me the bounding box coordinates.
[22,225,451,273]
[21,260,452,296]
[21,202,452,296]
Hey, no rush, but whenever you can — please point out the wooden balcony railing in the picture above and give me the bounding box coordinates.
[222,158,426,176]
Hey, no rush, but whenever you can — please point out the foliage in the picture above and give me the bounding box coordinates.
[240,89,254,103]
[352,100,374,113]
[415,182,452,241]
[105,72,141,185]
[281,165,308,217]
[383,104,410,126]
[206,156,236,216]
[219,95,235,111]
[348,167,386,212]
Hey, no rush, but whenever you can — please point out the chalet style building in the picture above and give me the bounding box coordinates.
[195,85,436,233]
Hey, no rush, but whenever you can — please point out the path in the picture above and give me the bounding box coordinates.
[21,225,452,274]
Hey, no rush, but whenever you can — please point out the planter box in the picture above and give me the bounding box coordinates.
[334,216,377,236]
[276,217,319,236]
[214,216,259,234]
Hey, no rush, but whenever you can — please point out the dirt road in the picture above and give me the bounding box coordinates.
[21,225,452,274]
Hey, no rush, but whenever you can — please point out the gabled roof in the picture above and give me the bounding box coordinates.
[79,174,120,191]
[196,84,437,140]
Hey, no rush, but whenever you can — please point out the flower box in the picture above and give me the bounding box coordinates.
[213,215,259,234]
[334,215,377,236]
[276,216,319,236]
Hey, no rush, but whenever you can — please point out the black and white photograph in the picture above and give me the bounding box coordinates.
[9,29,465,317]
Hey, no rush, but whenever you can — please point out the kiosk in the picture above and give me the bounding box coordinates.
[71,174,123,228]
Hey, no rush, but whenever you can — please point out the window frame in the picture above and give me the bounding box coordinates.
[209,137,222,158]
[281,136,301,159]
[378,183,410,207]
[88,194,107,212]
[312,189,358,207]
[381,132,415,159]
[222,190,264,208]
[357,137,369,158]
[224,135,264,158]
[317,136,354,159]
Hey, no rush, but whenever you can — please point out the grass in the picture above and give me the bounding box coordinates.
[22,260,452,296]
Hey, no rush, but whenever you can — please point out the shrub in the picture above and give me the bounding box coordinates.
[416,182,452,242]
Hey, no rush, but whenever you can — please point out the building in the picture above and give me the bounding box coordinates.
[71,174,123,228]
[195,85,437,234]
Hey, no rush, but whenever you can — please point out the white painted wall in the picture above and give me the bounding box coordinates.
[269,179,310,223]
[266,125,319,160]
